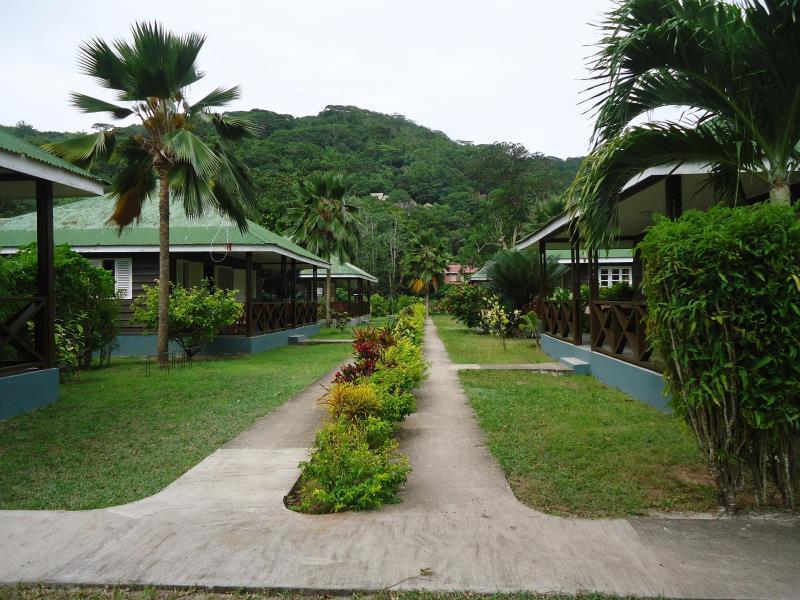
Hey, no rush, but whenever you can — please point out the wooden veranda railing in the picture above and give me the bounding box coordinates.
[330,300,369,317]
[226,301,318,336]
[589,300,655,370]
[541,299,583,345]
[0,297,47,375]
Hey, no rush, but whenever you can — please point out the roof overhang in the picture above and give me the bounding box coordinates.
[515,213,572,250]
[299,271,378,283]
[0,149,105,200]
[0,243,330,268]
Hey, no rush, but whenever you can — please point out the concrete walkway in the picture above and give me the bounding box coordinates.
[1,320,798,598]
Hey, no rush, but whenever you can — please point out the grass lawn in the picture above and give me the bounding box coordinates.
[313,316,391,340]
[460,370,717,517]
[431,315,551,364]
[1,587,638,600]
[0,344,351,511]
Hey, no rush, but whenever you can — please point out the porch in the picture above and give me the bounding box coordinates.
[0,130,105,418]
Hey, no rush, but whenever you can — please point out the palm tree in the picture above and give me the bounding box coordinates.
[44,22,258,365]
[403,230,448,316]
[571,0,800,247]
[487,250,567,312]
[288,172,361,327]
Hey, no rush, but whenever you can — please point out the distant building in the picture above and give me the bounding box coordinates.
[444,263,478,285]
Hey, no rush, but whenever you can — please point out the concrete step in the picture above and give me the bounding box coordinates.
[287,335,306,345]
[559,356,591,375]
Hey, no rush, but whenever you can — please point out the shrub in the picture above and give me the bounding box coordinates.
[487,249,567,311]
[393,294,419,314]
[639,203,800,511]
[479,298,511,348]
[292,298,427,514]
[439,284,498,328]
[0,244,119,369]
[370,293,388,317]
[293,418,410,513]
[517,310,541,347]
[132,281,243,357]
[321,382,384,422]
[330,309,351,332]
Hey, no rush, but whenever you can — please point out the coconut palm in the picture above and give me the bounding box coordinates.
[487,250,567,312]
[44,22,258,365]
[403,229,448,316]
[288,172,361,327]
[571,0,800,247]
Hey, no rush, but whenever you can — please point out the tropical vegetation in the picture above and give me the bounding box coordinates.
[402,230,448,315]
[43,22,258,365]
[571,0,800,246]
[288,172,361,326]
[640,204,800,511]
[131,282,243,358]
[0,244,119,376]
[289,303,427,513]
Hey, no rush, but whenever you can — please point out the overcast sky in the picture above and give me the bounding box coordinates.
[1,0,612,158]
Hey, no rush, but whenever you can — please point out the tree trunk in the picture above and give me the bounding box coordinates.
[325,271,332,328]
[157,167,170,366]
[770,179,791,204]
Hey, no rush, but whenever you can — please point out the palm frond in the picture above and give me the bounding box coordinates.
[164,129,222,176]
[42,131,116,169]
[206,113,261,140]
[190,86,241,112]
[77,37,129,92]
[70,93,133,119]
[107,140,156,229]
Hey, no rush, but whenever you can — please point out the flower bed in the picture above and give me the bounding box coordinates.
[286,303,428,513]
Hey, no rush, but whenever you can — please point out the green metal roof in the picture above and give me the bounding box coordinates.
[469,262,492,282]
[300,254,378,282]
[0,129,106,185]
[0,195,326,265]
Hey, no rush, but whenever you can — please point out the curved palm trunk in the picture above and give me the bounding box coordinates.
[157,167,170,366]
[325,271,333,328]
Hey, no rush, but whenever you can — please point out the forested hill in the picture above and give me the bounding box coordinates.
[1,105,582,294]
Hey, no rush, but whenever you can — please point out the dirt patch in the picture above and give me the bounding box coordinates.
[673,464,715,487]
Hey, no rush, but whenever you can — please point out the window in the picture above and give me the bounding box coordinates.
[598,266,631,288]
[175,259,204,289]
[87,257,133,299]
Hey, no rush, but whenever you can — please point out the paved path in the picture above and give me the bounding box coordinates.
[1,320,798,598]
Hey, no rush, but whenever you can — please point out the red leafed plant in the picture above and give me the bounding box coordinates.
[353,338,381,363]
[333,359,377,383]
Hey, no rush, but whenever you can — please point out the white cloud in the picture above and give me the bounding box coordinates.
[0,0,612,157]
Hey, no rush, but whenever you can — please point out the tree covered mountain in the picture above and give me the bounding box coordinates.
[1,105,582,295]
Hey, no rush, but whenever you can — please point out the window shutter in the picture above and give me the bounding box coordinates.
[189,262,204,287]
[114,258,133,299]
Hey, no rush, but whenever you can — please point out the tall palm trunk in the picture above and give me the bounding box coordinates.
[157,167,170,366]
[325,271,333,328]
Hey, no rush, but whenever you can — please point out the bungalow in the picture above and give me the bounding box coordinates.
[0,195,330,356]
[444,263,478,285]
[528,164,771,410]
[0,129,105,417]
[300,255,377,322]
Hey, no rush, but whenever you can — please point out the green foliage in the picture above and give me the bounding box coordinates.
[294,417,410,513]
[402,229,448,309]
[370,293,388,317]
[292,301,426,514]
[131,281,243,356]
[572,0,800,247]
[517,311,541,347]
[0,244,119,368]
[479,299,511,348]
[439,284,498,329]
[639,203,800,510]
[488,249,567,311]
[53,319,85,380]
[393,294,420,314]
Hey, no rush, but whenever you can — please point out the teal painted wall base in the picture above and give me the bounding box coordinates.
[114,323,322,357]
[541,334,671,412]
[0,368,60,419]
